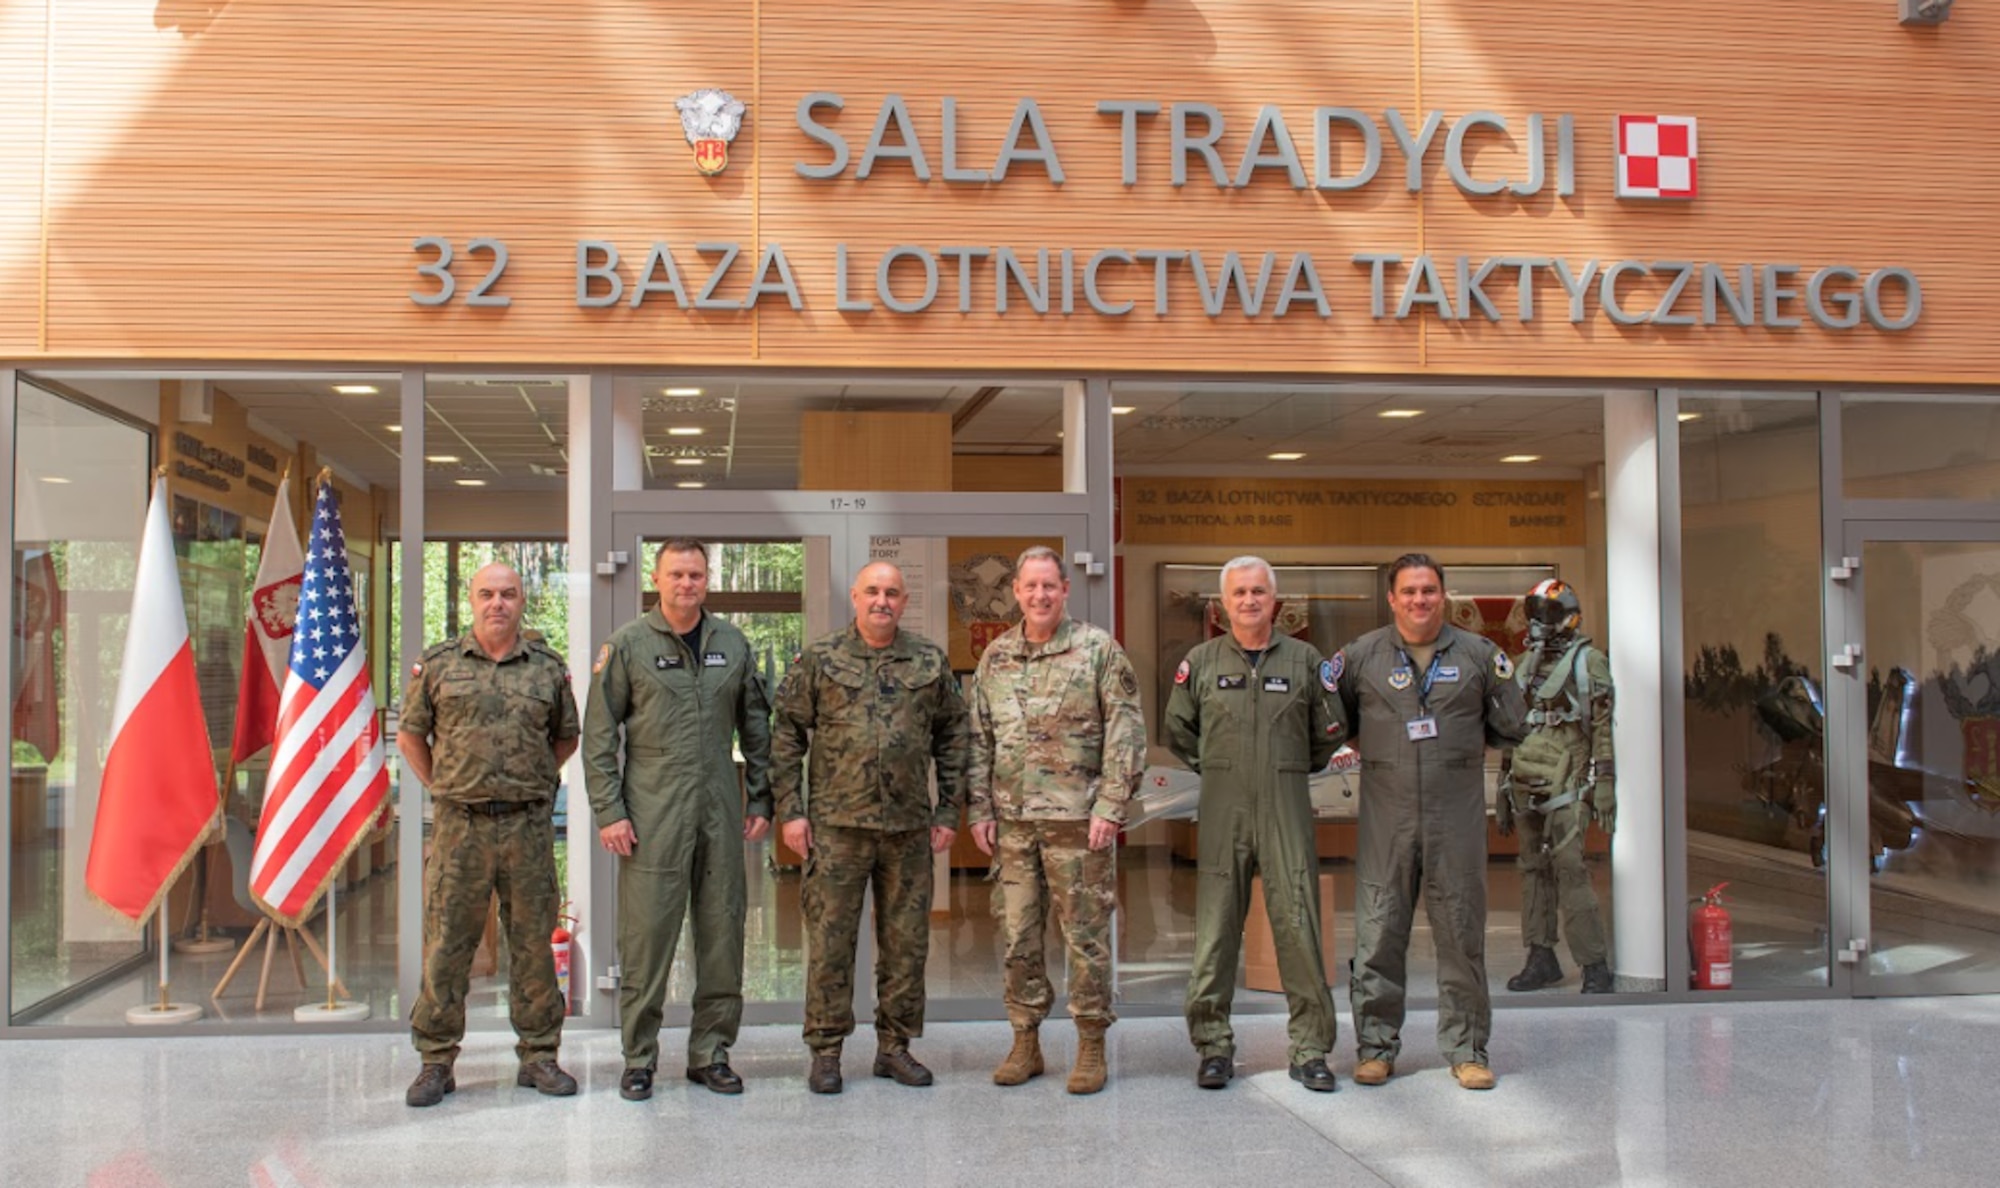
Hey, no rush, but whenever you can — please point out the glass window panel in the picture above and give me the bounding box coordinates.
[10,381,151,1020]
[1679,392,1828,989]
[1113,380,1636,1008]
[1842,393,2000,501]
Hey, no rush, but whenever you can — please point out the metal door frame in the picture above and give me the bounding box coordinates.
[1828,517,2000,996]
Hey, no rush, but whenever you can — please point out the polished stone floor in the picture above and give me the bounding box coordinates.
[4,996,1997,1187]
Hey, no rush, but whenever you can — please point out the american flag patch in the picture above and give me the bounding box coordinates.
[1615,115,1698,200]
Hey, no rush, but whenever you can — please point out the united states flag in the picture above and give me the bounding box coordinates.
[250,476,389,928]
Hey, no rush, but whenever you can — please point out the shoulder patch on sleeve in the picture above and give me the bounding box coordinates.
[593,643,611,674]
[410,660,423,678]
[1174,658,1190,685]
[1119,667,1138,697]
[1321,655,1341,691]
[1493,650,1514,680]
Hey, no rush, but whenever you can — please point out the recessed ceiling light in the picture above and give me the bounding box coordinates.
[385,424,402,433]
[676,481,706,489]
[1501,454,1542,463]
[454,478,486,487]
[39,475,71,484]
[1378,409,1424,419]
[671,458,704,466]
[334,384,379,396]
[662,387,704,397]
[1268,452,1305,461]
[1677,412,1701,423]
[425,454,459,463]
[1112,406,1136,415]
[667,426,703,436]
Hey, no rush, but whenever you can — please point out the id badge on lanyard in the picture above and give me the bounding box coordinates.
[1399,648,1443,742]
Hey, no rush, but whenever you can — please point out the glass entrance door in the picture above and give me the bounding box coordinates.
[1830,522,2000,995]
[601,507,1091,1022]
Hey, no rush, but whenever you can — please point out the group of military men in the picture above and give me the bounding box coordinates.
[398,543,1617,1107]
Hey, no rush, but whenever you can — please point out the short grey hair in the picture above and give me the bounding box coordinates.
[1219,555,1276,597]
[1015,544,1065,575]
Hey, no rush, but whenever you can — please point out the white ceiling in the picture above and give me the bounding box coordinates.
[42,373,1614,493]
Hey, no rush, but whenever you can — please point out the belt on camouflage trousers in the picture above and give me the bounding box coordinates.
[452,799,542,817]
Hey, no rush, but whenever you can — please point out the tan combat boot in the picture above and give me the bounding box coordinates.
[1067,1023,1108,1095]
[993,1027,1044,1086]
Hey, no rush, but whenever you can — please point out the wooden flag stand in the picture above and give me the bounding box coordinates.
[211,913,348,1012]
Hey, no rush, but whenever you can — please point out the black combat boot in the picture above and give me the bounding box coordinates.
[1580,962,1615,993]
[1506,945,1564,992]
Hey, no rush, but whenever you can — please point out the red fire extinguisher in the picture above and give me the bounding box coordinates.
[1690,882,1733,990]
[552,904,579,1015]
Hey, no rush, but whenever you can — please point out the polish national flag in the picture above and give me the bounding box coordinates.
[230,474,304,763]
[84,478,221,922]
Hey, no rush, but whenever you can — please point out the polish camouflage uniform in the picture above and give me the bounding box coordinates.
[1166,632,1349,1065]
[581,610,773,1073]
[1335,624,1528,1068]
[966,617,1146,1030]
[771,624,970,1055]
[1501,637,1615,969]
[404,633,580,1069]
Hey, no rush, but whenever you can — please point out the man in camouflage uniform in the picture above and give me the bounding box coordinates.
[772,561,969,1095]
[967,545,1146,1096]
[1497,578,1617,995]
[399,562,580,1108]
[581,540,773,1101]
[1334,554,1528,1091]
[1166,556,1348,1093]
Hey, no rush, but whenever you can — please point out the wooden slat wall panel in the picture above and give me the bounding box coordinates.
[40,1,757,361]
[12,0,2000,382]
[0,2,49,353]
[1415,0,1992,381]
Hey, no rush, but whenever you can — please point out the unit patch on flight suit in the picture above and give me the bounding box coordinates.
[1322,655,1341,690]
[593,644,610,674]
[1494,651,1515,680]
[1175,659,1191,685]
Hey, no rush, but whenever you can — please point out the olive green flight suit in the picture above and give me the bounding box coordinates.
[581,609,773,1072]
[1335,623,1528,1068]
[1506,637,1615,968]
[1166,632,1348,1065]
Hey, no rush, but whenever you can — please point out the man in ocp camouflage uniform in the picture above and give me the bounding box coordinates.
[400,562,580,1108]
[772,560,968,1095]
[1497,578,1618,995]
[968,545,1146,1096]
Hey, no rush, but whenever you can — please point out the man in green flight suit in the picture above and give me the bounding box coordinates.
[401,563,580,1108]
[1166,556,1348,1093]
[581,539,773,1101]
[1497,578,1618,995]
[771,560,969,1095]
[1334,554,1528,1091]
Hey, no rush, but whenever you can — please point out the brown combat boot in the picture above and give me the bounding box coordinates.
[993,1027,1043,1086]
[1067,1023,1108,1095]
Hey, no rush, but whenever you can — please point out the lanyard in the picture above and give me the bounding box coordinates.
[1395,646,1445,714]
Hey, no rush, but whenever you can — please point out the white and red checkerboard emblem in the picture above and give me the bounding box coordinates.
[1615,115,1698,200]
